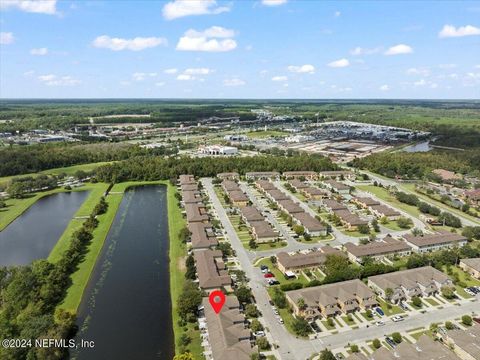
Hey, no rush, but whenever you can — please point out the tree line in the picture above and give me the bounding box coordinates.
[93,154,337,183]
[0,197,108,360]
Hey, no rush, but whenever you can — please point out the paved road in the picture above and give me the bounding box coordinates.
[273,181,360,246]
[203,177,479,360]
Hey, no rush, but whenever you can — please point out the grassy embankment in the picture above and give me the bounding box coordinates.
[166,181,203,358]
[55,180,167,313]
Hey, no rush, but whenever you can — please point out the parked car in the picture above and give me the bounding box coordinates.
[385,337,396,348]
[375,321,385,326]
[335,353,345,359]
[310,322,321,333]
[264,272,274,278]
[375,307,385,316]
[392,316,404,322]
[269,300,274,306]
[261,267,269,274]
[277,316,284,324]
[254,331,265,337]
[399,301,409,311]
[260,264,268,270]
[473,317,480,324]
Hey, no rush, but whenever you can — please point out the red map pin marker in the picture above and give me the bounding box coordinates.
[209,290,226,314]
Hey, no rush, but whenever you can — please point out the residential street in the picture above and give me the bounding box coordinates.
[202,177,480,360]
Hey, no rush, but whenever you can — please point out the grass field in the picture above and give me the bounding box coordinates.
[442,265,480,299]
[245,130,288,139]
[377,298,404,316]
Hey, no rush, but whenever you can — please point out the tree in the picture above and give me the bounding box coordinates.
[319,349,336,360]
[249,239,257,249]
[272,288,287,308]
[256,336,269,350]
[174,353,194,360]
[250,319,263,332]
[245,304,259,318]
[0,199,5,208]
[293,224,305,236]
[297,298,306,310]
[371,219,380,232]
[270,255,277,264]
[411,296,422,308]
[178,226,191,244]
[372,338,381,349]
[385,288,394,301]
[327,317,335,328]
[292,316,311,336]
[445,321,455,330]
[366,309,373,318]
[350,344,359,353]
[391,332,402,344]
[441,286,456,299]
[357,224,370,234]
[380,216,389,225]
[397,216,413,229]
[462,315,472,326]
[235,286,252,304]
[177,281,202,320]
[179,333,191,347]
[184,255,196,280]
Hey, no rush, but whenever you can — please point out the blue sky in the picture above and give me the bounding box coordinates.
[0,0,479,99]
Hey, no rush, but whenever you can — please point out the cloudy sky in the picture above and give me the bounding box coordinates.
[0,0,479,98]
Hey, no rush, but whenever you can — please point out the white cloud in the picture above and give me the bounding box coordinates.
[1,0,57,14]
[327,58,350,68]
[23,70,35,77]
[379,84,390,91]
[271,76,288,82]
[132,72,157,81]
[223,78,246,86]
[0,32,14,45]
[176,26,237,52]
[475,65,480,69]
[162,0,230,20]
[438,63,457,69]
[350,46,380,55]
[177,74,194,81]
[406,67,430,76]
[155,82,166,87]
[334,11,341,17]
[287,64,315,74]
[384,44,413,55]
[413,79,427,86]
[438,24,480,38]
[164,68,178,74]
[261,0,287,6]
[38,74,81,86]
[92,35,167,51]
[30,47,48,55]
[184,68,212,75]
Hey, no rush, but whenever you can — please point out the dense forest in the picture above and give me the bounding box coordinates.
[0,142,175,177]
[93,154,337,182]
[1,99,479,132]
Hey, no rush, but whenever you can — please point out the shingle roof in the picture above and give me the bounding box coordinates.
[277,247,344,269]
[403,232,467,247]
[240,206,264,222]
[345,236,411,258]
[188,222,218,249]
[292,212,326,232]
[460,257,480,272]
[194,249,231,289]
[185,203,209,222]
[370,204,400,217]
[277,199,304,214]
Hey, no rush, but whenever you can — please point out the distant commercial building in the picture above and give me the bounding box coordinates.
[224,134,248,141]
[285,134,314,143]
[199,145,238,156]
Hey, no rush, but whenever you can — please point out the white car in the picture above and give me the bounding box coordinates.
[254,331,265,337]
[392,316,404,322]
[375,321,385,326]
[277,317,284,324]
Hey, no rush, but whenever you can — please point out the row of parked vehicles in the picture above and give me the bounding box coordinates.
[465,286,480,296]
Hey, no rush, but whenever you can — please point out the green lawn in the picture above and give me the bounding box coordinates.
[377,298,404,316]
[442,265,480,299]
[424,298,440,306]
[296,233,335,244]
[321,319,336,330]
[245,130,288,139]
[381,220,409,231]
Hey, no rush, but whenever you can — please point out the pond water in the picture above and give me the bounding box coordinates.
[72,185,174,360]
[0,191,89,266]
